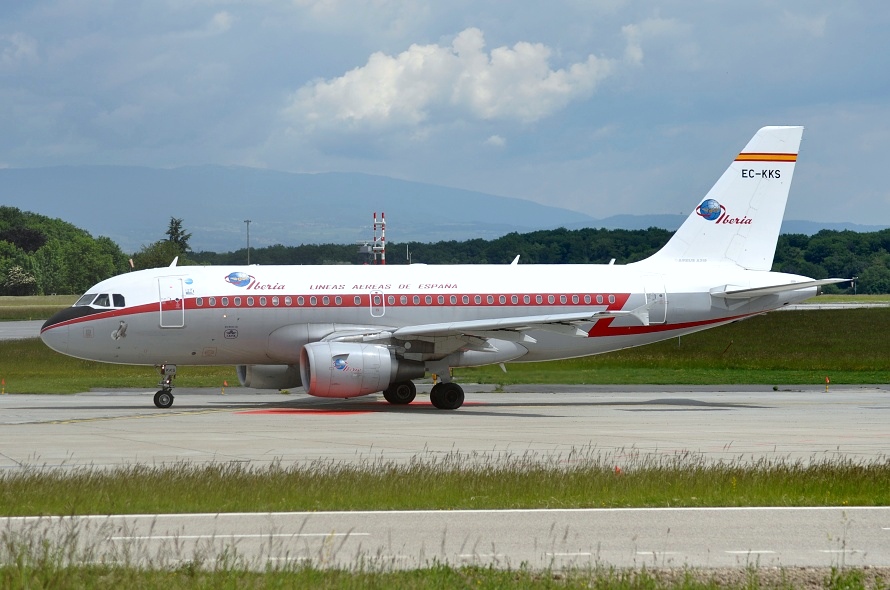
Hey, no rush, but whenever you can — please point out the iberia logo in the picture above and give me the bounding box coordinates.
[225,272,254,287]
[224,272,287,290]
[696,199,752,225]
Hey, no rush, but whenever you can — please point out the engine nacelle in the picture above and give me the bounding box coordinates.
[236,364,302,390]
[300,342,422,398]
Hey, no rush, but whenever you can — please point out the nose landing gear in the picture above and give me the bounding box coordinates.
[154,364,176,408]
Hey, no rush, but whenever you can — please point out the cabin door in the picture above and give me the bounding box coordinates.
[158,277,185,328]
[643,280,667,324]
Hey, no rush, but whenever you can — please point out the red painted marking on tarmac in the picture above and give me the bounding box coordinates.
[237,401,482,416]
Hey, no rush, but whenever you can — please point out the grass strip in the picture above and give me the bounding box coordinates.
[0,295,77,321]
[2,561,886,590]
[3,453,888,517]
[2,308,890,393]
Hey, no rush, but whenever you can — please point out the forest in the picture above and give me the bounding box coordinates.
[2,206,889,295]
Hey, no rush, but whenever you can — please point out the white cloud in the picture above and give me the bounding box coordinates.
[0,33,39,70]
[484,134,506,147]
[621,17,694,67]
[284,27,614,132]
[206,11,234,35]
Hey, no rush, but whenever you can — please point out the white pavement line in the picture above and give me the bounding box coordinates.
[110,532,369,541]
[818,549,862,554]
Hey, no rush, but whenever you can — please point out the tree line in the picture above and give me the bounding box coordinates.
[2,205,889,295]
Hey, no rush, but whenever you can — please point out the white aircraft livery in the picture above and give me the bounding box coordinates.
[41,126,845,410]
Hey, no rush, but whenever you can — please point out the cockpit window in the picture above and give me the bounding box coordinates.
[75,293,97,307]
[93,294,111,307]
[113,294,125,307]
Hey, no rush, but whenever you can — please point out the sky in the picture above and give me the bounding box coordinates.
[2,1,889,226]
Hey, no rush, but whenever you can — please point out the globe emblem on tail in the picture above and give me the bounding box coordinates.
[696,199,724,221]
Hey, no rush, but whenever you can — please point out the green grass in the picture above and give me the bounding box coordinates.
[0,295,77,321]
[456,308,890,386]
[0,338,237,393]
[806,293,890,303]
[3,454,888,517]
[2,308,889,392]
[2,457,889,587]
[1,561,883,590]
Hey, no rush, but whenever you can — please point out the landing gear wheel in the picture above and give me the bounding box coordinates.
[429,382,464,410]
[383,381,417,405]
[154,390,174,409]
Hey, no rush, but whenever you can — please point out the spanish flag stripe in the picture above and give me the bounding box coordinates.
[735,152,798,162]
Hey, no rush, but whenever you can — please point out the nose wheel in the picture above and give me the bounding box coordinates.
[154,389,174,409]
[153,364,177,409]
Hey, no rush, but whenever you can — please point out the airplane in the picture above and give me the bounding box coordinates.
[40,126,846,410]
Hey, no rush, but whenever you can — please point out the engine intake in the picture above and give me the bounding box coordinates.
[300,342,422,398]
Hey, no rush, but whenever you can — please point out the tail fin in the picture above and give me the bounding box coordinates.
[644,126,803,271]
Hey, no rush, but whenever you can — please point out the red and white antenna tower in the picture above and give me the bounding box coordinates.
[372,212,386,265]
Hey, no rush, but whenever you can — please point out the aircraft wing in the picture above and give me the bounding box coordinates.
[392,309,649,341]
[710,278,850,299]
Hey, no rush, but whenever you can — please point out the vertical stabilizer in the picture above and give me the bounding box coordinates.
[644,126,803,271]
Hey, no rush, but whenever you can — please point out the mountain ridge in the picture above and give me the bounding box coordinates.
[2,165,885,253]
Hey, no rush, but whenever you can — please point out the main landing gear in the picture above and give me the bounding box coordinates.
[430,382,464,410]
[382,380,417,405]
[381,379,465,409]
[154,364,176,409]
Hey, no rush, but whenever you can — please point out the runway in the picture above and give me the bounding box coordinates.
[2,385,889,469]
[3,318,890,571]
[6,507,890,570]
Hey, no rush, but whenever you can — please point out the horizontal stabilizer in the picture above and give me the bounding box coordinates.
[710,278,850,299]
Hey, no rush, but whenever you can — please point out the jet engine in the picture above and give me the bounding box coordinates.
[236,364,302,389]
[300,342,423,398]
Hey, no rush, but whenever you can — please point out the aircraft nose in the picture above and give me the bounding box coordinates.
[40,319,69,354]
